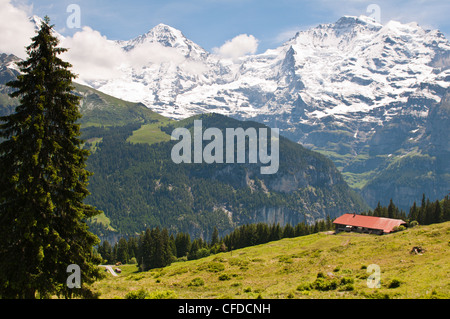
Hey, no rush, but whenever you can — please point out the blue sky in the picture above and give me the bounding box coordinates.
[10,0,450,53]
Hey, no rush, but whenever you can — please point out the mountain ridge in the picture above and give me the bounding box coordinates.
[3,15,449,210]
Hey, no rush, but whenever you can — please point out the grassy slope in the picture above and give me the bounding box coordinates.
[91,222,450,299]
[126,119,173,145]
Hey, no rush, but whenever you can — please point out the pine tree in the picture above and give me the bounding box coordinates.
[409,201,418,221]
[433,200,443,224]
[158,228,172,268]
[0,17,102,298]
[116,237,129,264]
[139,229,152,271]
[98,240,113,264]
[211,227,219,246]
[387,199,396,218]
[175,232,191,258]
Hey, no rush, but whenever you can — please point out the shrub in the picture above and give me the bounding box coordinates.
[314,277,338,291]
[409,220,419,227]
[340,277,354,285]
[206,262,225,272]
[218,273,231,281]
[147,290,177,299]
[388,278,401,289]
[296,282,312,291]
[393,225,406,232]
[125,288,149,299]
[297,273,355,292]
[339,277,355,290]
[316,272,326,279]
[188,277,205,287]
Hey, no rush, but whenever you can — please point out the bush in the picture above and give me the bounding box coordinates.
[124,288,177,299]
[338,277,355,291]
[206,262,225,272]
[340,277,354,285]
[296,282,312,291]
[409,220,419,227]
[314,277,338,291]
[147,290,177,299]
[388,278,401,289]
[125,288,149,299]
[188,277,205,287]
[218,273,231,281]
[297,273,355,292]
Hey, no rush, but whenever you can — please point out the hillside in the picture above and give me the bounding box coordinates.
[91,222,450,299]
[83,113,367,240]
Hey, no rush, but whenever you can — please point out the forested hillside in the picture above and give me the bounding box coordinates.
[83,113,368,240]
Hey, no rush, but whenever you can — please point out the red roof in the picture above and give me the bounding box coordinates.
[333,214,406,233]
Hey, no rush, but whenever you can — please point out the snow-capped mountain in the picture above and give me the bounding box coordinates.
[3,15,449,209]
[90,15,449,209]
[88,16,450,123]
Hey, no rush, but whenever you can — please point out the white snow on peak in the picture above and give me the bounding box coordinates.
[73,17,449,124]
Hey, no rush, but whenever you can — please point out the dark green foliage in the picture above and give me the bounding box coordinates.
[125,288,150,299]
[188,277,205,287]
[0,17,102,298]
[136,227,173,271]
[97,240,113,264]
[297,272,354,292]
[81,113,368,240]
[362,195,450,226]
[388,278,402,289]
[222,219,334,251]
[116,237,129,264]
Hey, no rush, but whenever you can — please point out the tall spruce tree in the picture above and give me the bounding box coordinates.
[0,17,102,298]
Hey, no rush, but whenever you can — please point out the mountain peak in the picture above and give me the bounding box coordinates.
[333,15,383,31]
[151,23,179,33]
[29,15,44,30]
[121,23,208,60]
[122,23,190,51]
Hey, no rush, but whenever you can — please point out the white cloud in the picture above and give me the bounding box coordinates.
[212,34,259,62]
[128,41,186,67]
[61,27,126,82]
[127,40,211,75]
[0,0,35,59]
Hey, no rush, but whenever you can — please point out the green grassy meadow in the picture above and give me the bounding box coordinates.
[91,222,450,299]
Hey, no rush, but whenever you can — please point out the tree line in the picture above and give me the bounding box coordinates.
[363,194,450,225]
[97,218,335,270]
[97,194,450,271]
